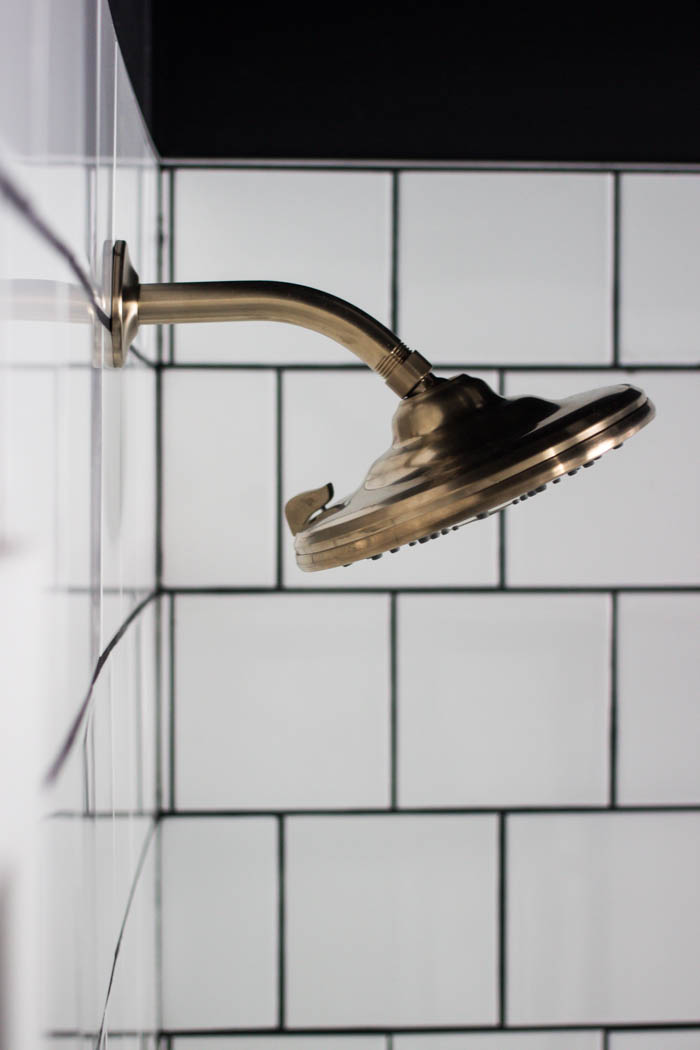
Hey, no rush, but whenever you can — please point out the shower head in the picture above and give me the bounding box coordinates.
[285,373,654,570]
[110,240,655,573]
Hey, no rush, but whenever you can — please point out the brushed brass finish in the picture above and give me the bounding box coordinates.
[110,241,140,367]
[110,240,656,574]
[110,241,432,396]
[292,374,655,571]
[285,483,335,536]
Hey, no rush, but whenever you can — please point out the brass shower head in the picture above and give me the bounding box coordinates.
[111,240,655,573]
[285,373,654,570]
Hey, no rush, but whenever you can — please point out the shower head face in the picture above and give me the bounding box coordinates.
[287,373,655,572]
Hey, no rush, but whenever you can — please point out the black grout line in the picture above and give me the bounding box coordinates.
[277,815,286,1028]
[157,1024,700,1041]
[609,591,619,808]
[168,595,176,810]
[44,591,160,786]
[159,584,700,596]
[612,172,621,366]
[390,171,400,332]
[155,360,700,372]
[603,1030,610,1050]
[160,159,700,173]
[128,344,158,368]
[276,369,284,589]
[95,821,157,1047]
[157,804,700,818]
[498,812,507,1026]
[387,1035,393,1050]
[155,364,164,584]
[390,593,398,809]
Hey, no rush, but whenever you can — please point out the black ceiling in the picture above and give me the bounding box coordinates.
[109,2,700,163]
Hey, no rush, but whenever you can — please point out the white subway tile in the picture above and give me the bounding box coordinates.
[611,1033,700,1049]
[91,609,140,813]
[39,818,84,1030]
[400,173,612,366]
[107,828,157,1032]
[4,368,56,560]
[396,1034,602,1050]
[161,817,277,1029]
[398,594,610,807]
[618,594,700,804]
[163,370,277,586]
[175,594,390,809]
[283,370,499,587]
[42,590,92,814]
[54,367,92,589]
[287,815,498,1027]
[508,813,700,1024]
[620,174,700,364]
[102,364,156,592]
[504,371,699,585]
[174,170,392,363]
[88,816,153,1032]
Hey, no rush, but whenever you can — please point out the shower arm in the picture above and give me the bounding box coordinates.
[111,241,434,397]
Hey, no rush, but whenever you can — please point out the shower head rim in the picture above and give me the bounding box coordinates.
[293,385,655,571]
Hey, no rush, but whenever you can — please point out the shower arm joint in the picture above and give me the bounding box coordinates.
[110,241,433,397]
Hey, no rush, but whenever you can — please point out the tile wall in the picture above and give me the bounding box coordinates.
[2,9,699,1043]
[159,164,700,1046]
[0,1,159,1047]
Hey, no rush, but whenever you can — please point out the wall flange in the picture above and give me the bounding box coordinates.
[110,240,140,367]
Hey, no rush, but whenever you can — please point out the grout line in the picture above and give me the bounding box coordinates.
[44,591,160,786]
[390,593,398,809]
[155,803,700,818]
[387,1036,394,1050]
[390,170,400,332]
[155,361,700,372]
[128,344,158,368]
[156,1021,700,1035]
[158,584,700,596]
[498,812,507,1026]
[277,815,286,1028]
[169,594,176,810]
[276,369,284,589]
[160,158,700,173]
[602,1030,610,1050]
[612,172,621,365]
[609,591,619,808]
[94,821,157,1047]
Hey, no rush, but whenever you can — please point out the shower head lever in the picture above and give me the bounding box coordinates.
[285,483,335,536]
[110,240,432,396]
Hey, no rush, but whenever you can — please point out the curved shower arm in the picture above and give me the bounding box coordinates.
[111,241,433,397]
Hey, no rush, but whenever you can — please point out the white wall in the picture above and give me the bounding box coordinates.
[0,1,159,1046]
[160,165,700,1045]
